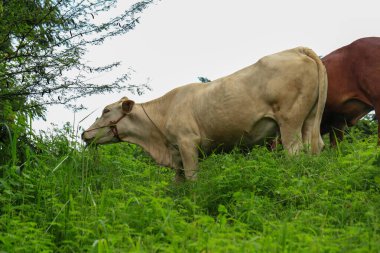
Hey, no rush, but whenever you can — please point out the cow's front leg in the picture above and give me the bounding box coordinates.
[178,138,199,181]
[174,169,185,183]
[168,148,186,183]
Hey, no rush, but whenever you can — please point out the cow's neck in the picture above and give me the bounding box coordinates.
[123,102,176,169]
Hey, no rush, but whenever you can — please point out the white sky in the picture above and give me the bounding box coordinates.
[34,0,380,132]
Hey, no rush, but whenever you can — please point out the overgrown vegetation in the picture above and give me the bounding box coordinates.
[0,120,379,252]
[0,0,154,169]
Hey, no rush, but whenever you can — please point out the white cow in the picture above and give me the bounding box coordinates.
[82,47,327,182]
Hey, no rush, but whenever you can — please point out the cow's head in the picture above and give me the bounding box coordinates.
[81,97,135,145]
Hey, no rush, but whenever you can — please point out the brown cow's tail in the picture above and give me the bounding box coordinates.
[301,47,328,154]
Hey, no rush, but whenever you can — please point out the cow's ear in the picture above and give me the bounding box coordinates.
[122,100,135,113]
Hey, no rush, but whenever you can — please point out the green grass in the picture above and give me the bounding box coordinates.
[1,125,380,252]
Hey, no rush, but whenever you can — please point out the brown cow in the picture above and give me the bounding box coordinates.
[321,37,380,145]
[82,47,327,182]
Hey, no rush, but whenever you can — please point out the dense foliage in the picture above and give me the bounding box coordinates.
[0,121,379,252]
[0,0,153,111]
[0,0,153,167]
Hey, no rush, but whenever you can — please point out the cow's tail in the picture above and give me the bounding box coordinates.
[301,47,328,154]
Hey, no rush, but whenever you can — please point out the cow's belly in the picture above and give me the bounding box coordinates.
[335,99,373,125]
[201,117,279,153]
[244,117,279,145]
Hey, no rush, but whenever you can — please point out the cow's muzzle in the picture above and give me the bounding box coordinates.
[81,113,127,144]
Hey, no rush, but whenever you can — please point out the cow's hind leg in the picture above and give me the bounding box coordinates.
[302,106,316,151]
[277,100,312,154]
[302,103,324,153]
[278,121,303,155]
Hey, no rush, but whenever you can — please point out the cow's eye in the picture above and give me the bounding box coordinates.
[103,108,110,114]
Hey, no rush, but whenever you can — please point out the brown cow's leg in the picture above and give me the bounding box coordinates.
[373,107,380,145]
[370,100,380,145]
[329,120,346,147]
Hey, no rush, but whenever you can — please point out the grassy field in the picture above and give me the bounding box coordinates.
[1,124,380,252]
